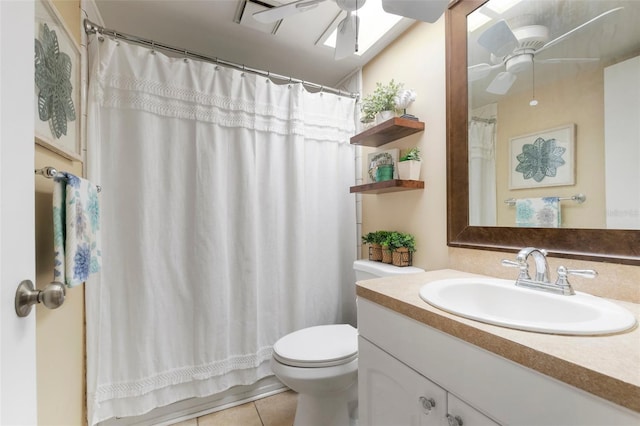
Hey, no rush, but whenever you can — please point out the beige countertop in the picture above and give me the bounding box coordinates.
[356,269,640,413]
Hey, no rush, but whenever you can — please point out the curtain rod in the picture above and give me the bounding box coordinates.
[83,19,359,99]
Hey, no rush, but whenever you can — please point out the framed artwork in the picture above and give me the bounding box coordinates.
[34,0,82,161]
[509,124,575,189]
[367,148,399,182]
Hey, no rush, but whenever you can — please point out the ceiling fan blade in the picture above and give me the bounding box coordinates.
[381,0,448,23]
[536,7,623,55]
[536,58,600,64]
[477,19,518,57]
[486,71,516,95]
[252,0,327,23]
[334,12,359,60]
[468,63,502,81]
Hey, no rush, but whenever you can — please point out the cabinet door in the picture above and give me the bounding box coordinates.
[447,394,501,426]
[359,337,447,426]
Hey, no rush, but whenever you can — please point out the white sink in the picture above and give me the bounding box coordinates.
[419,278,637,335]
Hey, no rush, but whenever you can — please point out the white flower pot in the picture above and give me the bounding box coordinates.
[375,110,395,124]
[398,160,421,180]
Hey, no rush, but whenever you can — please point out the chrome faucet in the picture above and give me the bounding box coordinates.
[502,247,597,295]
[517,247,550,283]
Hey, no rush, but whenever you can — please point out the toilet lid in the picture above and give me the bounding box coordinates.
[273,324,358,368]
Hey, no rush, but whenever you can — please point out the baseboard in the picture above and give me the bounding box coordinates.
[99,376,286,426]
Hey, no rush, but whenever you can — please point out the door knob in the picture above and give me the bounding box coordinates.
[15,280,65,317]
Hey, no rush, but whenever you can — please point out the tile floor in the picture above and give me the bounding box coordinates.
[171,390,297,426]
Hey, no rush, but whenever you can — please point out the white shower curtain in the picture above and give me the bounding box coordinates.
[85,38,356,425]
[468,104,497,226]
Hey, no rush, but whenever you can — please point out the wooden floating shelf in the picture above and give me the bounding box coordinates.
[351,117,425,147]
[350,180,425,194]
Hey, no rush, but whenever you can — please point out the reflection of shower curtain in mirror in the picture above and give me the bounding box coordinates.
[469,104,497,226]
[85,38,356,425]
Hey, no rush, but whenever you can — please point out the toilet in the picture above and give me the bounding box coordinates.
[271,259,425,426]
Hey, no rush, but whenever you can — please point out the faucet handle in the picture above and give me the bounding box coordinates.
[501,258,530,280]
[554,266,598,295]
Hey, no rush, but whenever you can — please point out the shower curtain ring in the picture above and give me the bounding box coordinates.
[184,51,189,62]
[113,32,120,46]
[150,41,156,55]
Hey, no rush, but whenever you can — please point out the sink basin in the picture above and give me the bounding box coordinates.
[419,278,637,335]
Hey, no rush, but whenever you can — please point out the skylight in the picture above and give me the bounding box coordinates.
[320,0,404,56]
[468,0,524,33]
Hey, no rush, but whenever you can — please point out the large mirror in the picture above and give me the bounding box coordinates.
[446,0,640,264]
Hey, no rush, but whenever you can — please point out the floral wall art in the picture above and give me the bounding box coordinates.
[34,0,81,160]
[508,124,575,189]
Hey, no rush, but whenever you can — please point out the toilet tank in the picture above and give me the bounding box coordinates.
[353,259,425,281]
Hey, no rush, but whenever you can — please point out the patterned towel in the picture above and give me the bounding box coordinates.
[515,197,561,228]
[53,172,101,287]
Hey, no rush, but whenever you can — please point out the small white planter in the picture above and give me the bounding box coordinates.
[375,110,395,124]
[398,160,421,180]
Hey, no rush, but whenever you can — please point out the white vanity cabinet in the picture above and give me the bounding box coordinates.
[359,337,448,426]
[359,336,498,426]
[357,298,640,426]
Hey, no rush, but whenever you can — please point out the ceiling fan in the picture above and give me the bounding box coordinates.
[469,7,623,95]
[252,0,449,60]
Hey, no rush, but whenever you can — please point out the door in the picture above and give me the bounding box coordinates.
[358,337,448,426]
[1,1,37,424]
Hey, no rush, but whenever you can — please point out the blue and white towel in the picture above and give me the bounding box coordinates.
[53,172,101,287]
[515,197,561,228]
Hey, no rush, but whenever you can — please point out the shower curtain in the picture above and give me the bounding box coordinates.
[468,104,497,226]
[85,38,356,425]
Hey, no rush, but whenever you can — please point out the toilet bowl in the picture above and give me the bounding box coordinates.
[271,260,425,426]
[271,324,358,426]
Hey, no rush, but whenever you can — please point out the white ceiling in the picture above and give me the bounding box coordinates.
[93,0,416,89]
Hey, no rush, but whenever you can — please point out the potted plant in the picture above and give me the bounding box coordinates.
[362,231,390,262]
[380,235,393,264]
[387,231,416,267]
[360,80,403,124]
[398,147,421,180]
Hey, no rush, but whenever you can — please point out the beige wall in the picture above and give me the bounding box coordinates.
[35,1,85,425]
[495,68,606,228]
[361,19,640,304]
[361,21,449,271]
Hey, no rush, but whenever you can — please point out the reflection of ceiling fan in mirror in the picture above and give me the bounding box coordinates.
[469,7,623,95]
[253,0,448,60]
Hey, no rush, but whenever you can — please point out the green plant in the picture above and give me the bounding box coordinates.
[385,231,417,252]
[362,230,391,246]
[361,231,377,245]
[360,80,403,120]
[400,147,421,162]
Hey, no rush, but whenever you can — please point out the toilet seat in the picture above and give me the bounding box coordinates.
[273,324,358,368]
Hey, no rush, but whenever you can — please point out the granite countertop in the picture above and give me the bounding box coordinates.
[356,269,640,413]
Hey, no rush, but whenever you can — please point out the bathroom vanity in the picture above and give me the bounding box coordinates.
[357,270,640,425]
